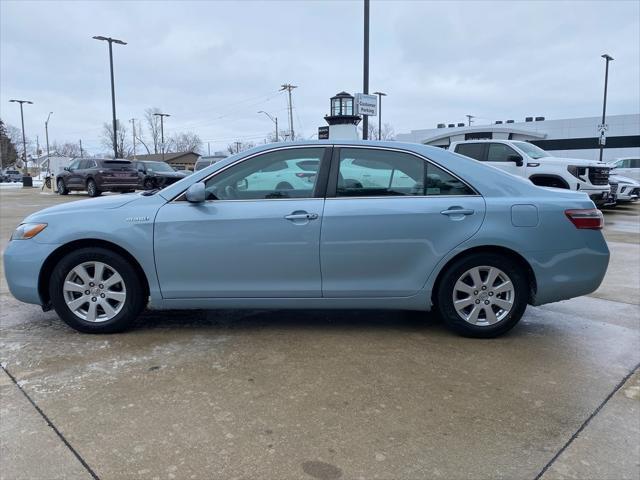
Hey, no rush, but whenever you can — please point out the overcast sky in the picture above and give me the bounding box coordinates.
[1,0,639,155]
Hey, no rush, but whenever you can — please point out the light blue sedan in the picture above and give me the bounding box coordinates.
[3,141,609,337]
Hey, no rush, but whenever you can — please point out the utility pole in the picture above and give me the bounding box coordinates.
[129,118,137,158]
[599,54,614,162]
[45,112,52,172]
[373,92,386,140]
[466,114,475,126]
[93,35,127,158]
[79,139,84,157]
[362,0,370,140]
[258,110,279,142]
[9,99,33,174]
[280,84,297,141]
[208,142,211,156]
[153,112,170,161]
[36,136,40,158]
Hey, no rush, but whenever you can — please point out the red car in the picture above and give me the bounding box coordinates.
[57,158,139,197]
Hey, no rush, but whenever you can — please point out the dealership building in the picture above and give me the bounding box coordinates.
[396,113,639,162]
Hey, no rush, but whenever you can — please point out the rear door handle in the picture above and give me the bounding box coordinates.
[441,208,475,216]
[285,212,318,221]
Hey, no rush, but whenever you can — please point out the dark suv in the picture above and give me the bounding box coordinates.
[56,158,139,197]
[133,160,187,190]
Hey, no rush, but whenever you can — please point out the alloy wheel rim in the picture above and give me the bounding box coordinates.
[452,266,515,326]
[63,261,126,322]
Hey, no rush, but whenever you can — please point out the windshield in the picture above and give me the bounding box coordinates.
[512,142,550,159]
[144,161,174,172]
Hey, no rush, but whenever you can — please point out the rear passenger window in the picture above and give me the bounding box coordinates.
[337,148,474,197]
[629,159,640,168]
[487,143,519,162]
[455,143,485,161]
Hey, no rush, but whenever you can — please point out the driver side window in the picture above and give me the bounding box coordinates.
[204,148,325,200]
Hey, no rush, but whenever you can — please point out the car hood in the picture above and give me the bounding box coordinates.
[609,174,639,185]
[27,193,141,219]
[540,156,609,168]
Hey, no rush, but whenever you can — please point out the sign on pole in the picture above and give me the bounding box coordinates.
[355,93,377,116]
[318,126,329,140]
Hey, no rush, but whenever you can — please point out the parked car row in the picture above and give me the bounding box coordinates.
[55,158,189,196]
[449,140,639,207]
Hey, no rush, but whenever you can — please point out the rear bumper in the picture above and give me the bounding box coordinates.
[528,233,610,306]
[3,239,60,305]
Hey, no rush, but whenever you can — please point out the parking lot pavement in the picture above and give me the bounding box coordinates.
[0,188,638,480]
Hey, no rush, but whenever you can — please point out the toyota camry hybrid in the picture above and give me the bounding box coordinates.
[3,141,610,337]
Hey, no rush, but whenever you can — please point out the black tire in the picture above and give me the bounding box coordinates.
[436,253,529,338]
[57,178,68,195]
[49,247,146,333]
[87,179,101,197]
[143,178,155,190]
[276,181,293,190]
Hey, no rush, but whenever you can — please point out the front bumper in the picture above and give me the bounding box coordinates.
[3,239,60,305]
[617,185,640,202]
[590,190,617,207]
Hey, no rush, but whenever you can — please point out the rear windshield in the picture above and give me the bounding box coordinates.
[195,161,212,171]
[101,160,133,169]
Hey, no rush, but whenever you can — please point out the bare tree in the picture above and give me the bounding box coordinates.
[51,141,81,157]
[227,141,255,155]
[0,119,18,168]
[6,123,33,165]
[166,132,203,153]
[100,121,131,158]
[144,108,162,154]
[360,122,396,141]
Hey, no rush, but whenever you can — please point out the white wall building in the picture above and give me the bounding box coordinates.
[396,113,639,162]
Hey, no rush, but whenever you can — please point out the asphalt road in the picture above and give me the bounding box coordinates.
[1,188,638,480]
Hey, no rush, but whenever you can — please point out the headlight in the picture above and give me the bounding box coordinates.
[567,165,587,180]
[11,223,47,240]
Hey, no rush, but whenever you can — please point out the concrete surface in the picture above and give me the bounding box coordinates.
[0,189,638,480]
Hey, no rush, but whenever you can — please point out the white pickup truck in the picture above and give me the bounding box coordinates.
[449,140,613,207]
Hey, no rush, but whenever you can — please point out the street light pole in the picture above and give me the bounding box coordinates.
[373,91,386,140]
[258,111,279,142]
[362,0,370,140]
[153,113,170,161]
[9,99,33,174]
[45,112,53,172]
[599,54,614,163]
[93,35,127,158]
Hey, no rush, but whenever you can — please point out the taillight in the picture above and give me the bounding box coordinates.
[565,209,604,230]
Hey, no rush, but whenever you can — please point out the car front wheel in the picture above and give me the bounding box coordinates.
[57,178,68,195]
[436,253,528,338]
[49,248,146,333]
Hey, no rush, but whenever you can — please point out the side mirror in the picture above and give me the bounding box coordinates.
[185,182,206,203]
[236,178,248,191]
[63,167,70,172]
[508,155,524,167]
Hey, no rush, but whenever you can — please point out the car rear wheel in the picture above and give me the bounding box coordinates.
[436,253,528,338]
[87,179,101,197]
[49,248,146,333]
[57,178,68,195]
[144,178,155,190]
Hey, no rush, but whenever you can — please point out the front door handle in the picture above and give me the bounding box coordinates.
[441,207,475,216]
[285,211,319,221]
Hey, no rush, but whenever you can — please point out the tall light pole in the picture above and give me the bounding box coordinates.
[9,99,33,173]
[45,112,53,171]
[599,54,614,162]
[258,110,279,142]
[466,114,475,126]
[373,91,386,140]
[280,84,297,141]
[93,35,127,158]
[153,112,170,161]
[362,0,370,140]
[129,118,137,158]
